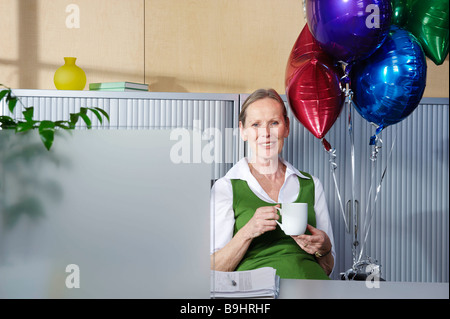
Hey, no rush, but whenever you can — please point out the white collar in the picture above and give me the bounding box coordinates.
[225,157,310,181]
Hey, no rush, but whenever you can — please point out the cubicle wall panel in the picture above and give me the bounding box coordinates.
[1,91,241,180]
[281,97,449,282]
[363,103,449,283]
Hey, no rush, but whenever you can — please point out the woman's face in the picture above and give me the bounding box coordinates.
[239,98,290,161]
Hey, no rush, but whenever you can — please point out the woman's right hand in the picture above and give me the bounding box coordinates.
[241,205,280,239]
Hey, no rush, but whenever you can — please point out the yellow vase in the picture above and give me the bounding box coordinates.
[54,57,86,90]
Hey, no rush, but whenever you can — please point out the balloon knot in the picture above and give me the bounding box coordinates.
[322,138,332,151]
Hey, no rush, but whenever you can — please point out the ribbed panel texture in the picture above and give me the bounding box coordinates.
[282,100,449,282]
[1,93,240,179]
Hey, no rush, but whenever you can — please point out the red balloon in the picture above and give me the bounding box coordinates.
[285,25,323,87]
[285,26,345,142]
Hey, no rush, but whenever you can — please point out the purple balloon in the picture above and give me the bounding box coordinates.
[306,0,392,64]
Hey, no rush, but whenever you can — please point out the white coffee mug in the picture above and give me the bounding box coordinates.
[275,203,308,236]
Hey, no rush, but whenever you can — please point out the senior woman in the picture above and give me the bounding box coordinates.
[210,88,335,279]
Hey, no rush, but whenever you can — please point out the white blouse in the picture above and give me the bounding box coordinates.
[210,157,335,269]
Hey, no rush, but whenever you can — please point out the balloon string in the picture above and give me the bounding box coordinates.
[340,62,352,83]
[363,134,383,242]
[358,127,397,262]
[370,125,384,145]
[323,141,349,233]
[370,134,383,161]
[346,86,358,264]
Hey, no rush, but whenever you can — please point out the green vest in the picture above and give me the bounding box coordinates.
[231,173,329,280]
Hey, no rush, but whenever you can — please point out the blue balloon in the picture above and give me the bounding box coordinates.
[351,26,427,134]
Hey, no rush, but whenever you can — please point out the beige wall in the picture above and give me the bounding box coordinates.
[145,0,304,93]
[0,0,144,90]
[0,0,448,97]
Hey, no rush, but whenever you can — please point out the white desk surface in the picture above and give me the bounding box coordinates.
[279,279,449,299]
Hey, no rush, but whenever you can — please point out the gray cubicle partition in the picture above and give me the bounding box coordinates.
[278,96,449,282]
[0,129,211,298]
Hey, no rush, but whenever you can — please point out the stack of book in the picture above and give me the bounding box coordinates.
[89,82,148,92]
[211,267,280,299]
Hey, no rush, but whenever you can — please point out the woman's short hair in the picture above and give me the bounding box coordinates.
[239,88,287,126]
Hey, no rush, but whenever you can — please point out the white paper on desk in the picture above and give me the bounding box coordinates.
[211,267,280,298]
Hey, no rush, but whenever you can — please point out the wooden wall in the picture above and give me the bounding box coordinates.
[0,0,145,89]
[0,0,448,97]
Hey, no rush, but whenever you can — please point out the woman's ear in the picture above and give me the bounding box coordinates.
[239,121,248,141]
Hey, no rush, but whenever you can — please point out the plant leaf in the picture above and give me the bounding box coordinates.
[0,89,9,102]
[8,96,18,113]
[79,113,92,129]
[4,197,45,229]
[23,107,34,121]
[54,121,71,130]
[16,121,36,133]
[69,113,79,129]
[38,121,56,150]
[87,107,103,124]
[0,115,17,129]
[93,107,110,122]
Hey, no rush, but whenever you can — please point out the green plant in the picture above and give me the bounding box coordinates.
[0,85,109,150]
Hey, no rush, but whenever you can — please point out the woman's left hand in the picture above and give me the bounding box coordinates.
[291,224,331,256]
